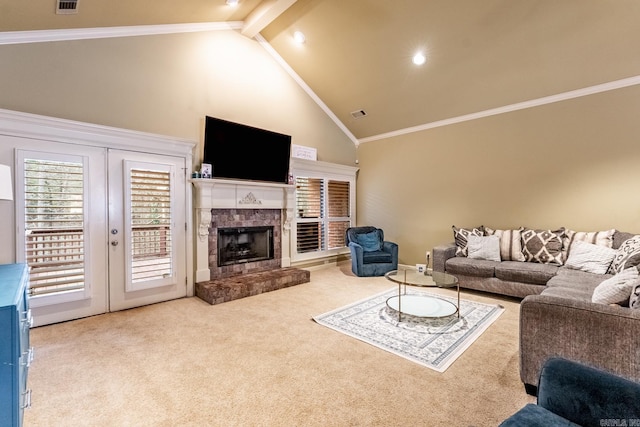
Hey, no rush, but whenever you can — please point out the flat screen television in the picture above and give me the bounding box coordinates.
[203,116,292,184]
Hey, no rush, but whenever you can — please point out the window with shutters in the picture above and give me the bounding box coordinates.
[124,161,176,292]
[21,155,87,299]
[291,159,357,261]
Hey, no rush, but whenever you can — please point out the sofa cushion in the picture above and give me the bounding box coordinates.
[362,250,392,264]
[546,267,610,290]
[445,257,496,278]
[541,285,595,302]
[521,228,565,265]
[498,403,579,427]
[609,235,640,274]
[564,240,616,275]
[542,268,604,301]
[592,267,640,305]
[452,225,484,257]
[485,227,526,262]
[467,235,501,262]
[495,261,558,285]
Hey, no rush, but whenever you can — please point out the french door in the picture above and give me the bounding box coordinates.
[16,143,188,325]
[107,150,187,312]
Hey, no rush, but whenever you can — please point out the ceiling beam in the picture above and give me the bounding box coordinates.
[241,0,297,39]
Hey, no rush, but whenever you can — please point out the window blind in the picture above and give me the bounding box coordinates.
[295,177,323,252]
[327,180,350,249]
[294,176,351,254]
[129,169,173,283]
[24,159,85,297]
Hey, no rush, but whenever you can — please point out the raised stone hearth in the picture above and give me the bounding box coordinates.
[195,267,310,305]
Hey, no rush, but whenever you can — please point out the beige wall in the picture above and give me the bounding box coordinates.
[356,85,640,265]
[0,30,356,166]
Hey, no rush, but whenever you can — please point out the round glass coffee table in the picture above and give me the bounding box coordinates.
[384,269,459,321]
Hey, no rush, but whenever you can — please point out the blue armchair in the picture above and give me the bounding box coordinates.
[345,226,398,277]
[500,357,640,426]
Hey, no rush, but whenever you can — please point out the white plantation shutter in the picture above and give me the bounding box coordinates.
[124,162,176,291]
[295,177,324,253]
[327,180,350,249]
[23,158,86,297]
[294,175,352,255]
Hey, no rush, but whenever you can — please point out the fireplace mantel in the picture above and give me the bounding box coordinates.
[192,178,293,209]
[191,178,295,282]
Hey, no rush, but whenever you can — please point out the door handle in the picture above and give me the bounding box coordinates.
[111,240,119,246]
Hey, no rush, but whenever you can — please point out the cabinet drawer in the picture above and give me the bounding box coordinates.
[0,263,31,427]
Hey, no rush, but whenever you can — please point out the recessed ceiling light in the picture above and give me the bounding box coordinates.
[226,0,239,6]
[412,52,426,65]
[293,31,306,44]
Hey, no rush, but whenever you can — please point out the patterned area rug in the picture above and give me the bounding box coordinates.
[313,288,504,372]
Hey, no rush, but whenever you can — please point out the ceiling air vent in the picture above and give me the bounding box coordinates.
[56,0,79,15]
[350,109,367,119]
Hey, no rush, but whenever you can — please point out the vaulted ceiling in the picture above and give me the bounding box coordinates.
[2,0,640,143]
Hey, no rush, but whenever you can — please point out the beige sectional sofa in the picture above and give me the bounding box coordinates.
[433,227,640,395]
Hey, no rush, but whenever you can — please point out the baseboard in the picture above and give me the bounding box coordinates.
[291,254,351,271]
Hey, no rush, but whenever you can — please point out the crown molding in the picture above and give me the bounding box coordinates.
[0,108,195,156]
[0,21,244,45]
[358,75,640,144]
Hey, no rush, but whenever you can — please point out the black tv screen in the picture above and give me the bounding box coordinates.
[203,116,292,184]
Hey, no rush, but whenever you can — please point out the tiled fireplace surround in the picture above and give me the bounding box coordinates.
[209,208,281,279]
[192,178,294,283]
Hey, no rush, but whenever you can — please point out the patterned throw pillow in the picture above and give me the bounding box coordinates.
[485,227,525,262]
[521,228,565,265]
[564,240,617,275]
[592,267,640,305]
[563,229,615,261]
[609,235,640,274]
[452,225,484,257]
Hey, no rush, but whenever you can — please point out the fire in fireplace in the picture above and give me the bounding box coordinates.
[217,226,274,266]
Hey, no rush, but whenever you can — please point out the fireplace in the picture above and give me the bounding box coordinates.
[192,178,294,283]
[208,208,282,279]
[218,226,274,266]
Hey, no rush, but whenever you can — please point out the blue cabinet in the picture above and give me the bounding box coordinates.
[0,264,31,427]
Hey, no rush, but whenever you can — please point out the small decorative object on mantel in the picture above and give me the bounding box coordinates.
[201,163,212,179]
[425,251,432,276]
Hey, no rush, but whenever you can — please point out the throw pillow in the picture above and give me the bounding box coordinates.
[563,229,615,261]
[467,235,501,262]
[452,225,484,257]
[484,227,525,262]
[592,267,640,305]
[609,235,640,274]
[564,240,617,275]
[630,283,640,309]
[520,228,565,265]
[356,231,382,252]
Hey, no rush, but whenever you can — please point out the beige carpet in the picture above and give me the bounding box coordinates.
[24,264,534,426]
